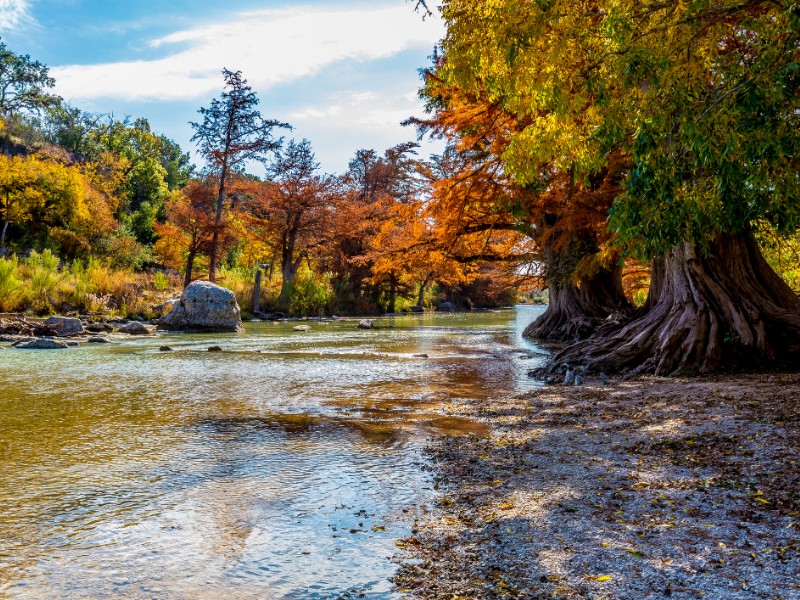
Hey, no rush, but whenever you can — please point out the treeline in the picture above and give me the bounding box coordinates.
[0,43,522,316]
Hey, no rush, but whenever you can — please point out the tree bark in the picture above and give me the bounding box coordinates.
[417,272,433,307]
[184,250,196,289]
[252,268,262,313]
[208,163,229,283]
[1,192,9,248]
[523,263,630,342]
[538,233,800,378]
[388,273,398,314]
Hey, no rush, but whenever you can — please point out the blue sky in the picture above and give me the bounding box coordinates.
[0,0,444,173]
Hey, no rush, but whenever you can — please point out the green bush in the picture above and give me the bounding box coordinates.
[153,270,170,291]
[0,255,22,312]
[289,266,334,316]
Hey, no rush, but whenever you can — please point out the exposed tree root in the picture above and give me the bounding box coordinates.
[523,265,630,341]
[536,234,800,379]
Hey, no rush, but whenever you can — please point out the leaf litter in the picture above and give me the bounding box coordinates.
[393,374,800,599]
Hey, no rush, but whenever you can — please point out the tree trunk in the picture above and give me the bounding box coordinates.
[208,165,228,283]
[523,263,630,342]
[184,250,196,289]
[538,233,800,378]
[1,192,9,248]
[387,273,398,314]
[416,271,434,307]
[252,268,262,313]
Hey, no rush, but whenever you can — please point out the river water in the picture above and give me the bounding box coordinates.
[0,305,547,599]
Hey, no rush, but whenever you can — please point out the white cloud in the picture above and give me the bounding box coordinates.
[285,89,445,172]
[51,4,443,103]
[0,0,32,32]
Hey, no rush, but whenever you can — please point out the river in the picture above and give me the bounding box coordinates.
[0,305,547,599]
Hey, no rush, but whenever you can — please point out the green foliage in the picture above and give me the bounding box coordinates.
[126,201,160,245]
[289,266,334,316]
[23,249,64,313]
[0,40,59,118]
[0,255,22,311]
[153,270,170,292]
[97,230,153,271]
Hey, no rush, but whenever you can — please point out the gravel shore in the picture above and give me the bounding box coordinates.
[394,374,800,599]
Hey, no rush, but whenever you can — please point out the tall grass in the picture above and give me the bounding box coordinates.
[0,252,180,316]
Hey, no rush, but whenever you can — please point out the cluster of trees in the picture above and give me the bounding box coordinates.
[155,69,521,313]
[0,40,192,270]
[417,0,800,375]
[0,43,521,316]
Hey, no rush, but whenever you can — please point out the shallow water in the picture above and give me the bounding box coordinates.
[0,305,547,599]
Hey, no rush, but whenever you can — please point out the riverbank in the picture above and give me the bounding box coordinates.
[394,375,800,599]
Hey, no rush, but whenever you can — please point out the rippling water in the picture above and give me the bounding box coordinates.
[0,306,547,599]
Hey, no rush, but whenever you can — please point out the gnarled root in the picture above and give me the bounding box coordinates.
[523,266,631,342]
[536,234,800,379]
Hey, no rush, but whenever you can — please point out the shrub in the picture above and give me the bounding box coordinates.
[0,255,22,312]
[289,266,334,316]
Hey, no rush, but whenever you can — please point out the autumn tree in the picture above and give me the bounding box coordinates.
[249,139,334,310]
[191,69,290,282]
[0,154,85,249]
[329,143,427,311]
[435,0,800,374]
[155,180,220,288]
[411,68,626,337]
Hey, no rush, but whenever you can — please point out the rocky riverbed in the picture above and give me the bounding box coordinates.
[394,375,800,599]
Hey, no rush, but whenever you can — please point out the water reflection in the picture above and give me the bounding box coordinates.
[0,306,546,599]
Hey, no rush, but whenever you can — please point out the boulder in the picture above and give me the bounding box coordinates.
[16,338,69,349]
[43,316,84,337]
[436,302,456,312]
[157,281,244,333]
[409,305,424,313]
[87,336,111,344]
[118,321,155,335]
[358,319,374,330]
[85,322,113,333]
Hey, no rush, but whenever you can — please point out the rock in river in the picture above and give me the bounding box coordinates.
[43,316,83,337]
[358,319,374,330]
[16,338,70,349]
[157,281,244,333]
[118,321,155,335]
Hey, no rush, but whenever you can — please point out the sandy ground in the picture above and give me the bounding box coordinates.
[394,374,800,599]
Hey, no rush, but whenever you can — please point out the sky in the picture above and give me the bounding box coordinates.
[0,0,444,174]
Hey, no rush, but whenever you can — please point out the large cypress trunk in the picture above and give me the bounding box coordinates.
[540,233,800,378]
[523,263,630,342]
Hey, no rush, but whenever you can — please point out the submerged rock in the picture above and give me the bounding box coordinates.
[87,336,111,344]
[358,319,374,330]
[159,345,174,352]
[293,325,312,332]
[157,281,244,333]
[207,346,223,352]
[16,338,69,349]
